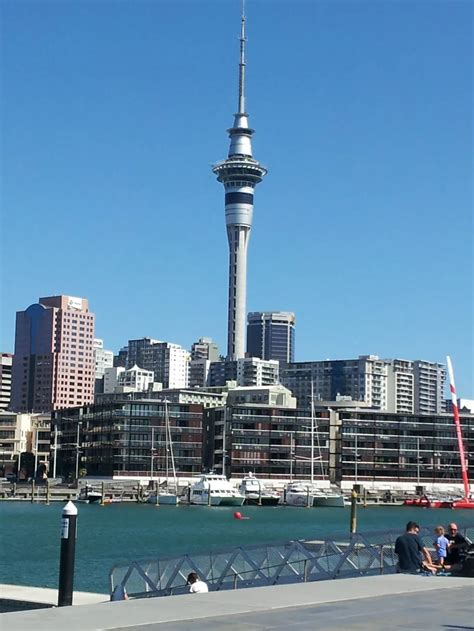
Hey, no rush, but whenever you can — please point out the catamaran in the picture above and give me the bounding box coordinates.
[188,473,245,506]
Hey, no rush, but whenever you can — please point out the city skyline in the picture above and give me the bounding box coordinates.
[1,1,472,395]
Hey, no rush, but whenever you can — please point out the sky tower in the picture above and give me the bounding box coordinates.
[213,3,267,360]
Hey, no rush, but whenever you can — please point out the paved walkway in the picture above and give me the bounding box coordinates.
[1,575,473,630]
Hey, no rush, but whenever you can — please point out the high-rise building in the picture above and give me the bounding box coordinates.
[212,8,267,360]
[280,355,388,409]
[189,338,220,388]
[11,295,95,412]
[208,357,279,388]
[191,337,220,362]
[413,360,446,415]
[0,353,13,410]
[247,312,295,363]
[93,338,114,394]
[126,338,190,389]
[93,339,114,379]
[281,355,447,413]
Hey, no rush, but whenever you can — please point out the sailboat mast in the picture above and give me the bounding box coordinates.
[164,399,169,487]
[167,403,178,490]
[311,382,314,484]
[446,356,470,499]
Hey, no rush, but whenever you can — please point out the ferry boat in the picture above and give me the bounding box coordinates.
[238,473,281,506]
[188,473,245,507]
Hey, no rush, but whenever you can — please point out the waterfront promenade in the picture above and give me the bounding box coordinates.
[2,574,473,630]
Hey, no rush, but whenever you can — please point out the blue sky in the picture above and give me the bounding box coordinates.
[1,0,472,396]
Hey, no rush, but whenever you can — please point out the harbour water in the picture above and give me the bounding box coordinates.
[0,502,471,594]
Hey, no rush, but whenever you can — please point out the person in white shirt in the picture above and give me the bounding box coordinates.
[187,572,209,593]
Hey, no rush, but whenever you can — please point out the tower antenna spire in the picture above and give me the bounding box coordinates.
[238,0,246,113]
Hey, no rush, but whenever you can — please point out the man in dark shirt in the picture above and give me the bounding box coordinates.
[395,521,434,573]
[445,522,469,571]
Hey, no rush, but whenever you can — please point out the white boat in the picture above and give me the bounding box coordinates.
[189,473,245,506]
[284,481,318,507]
[238,472,281,506]
[77,485,102,504]
[312,489,346,508]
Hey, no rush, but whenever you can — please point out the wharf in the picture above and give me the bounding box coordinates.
[0,584,107,613]
[2,574,473,630]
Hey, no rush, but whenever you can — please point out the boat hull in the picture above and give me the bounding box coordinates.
[244,495,280,506]
[451,499,474,509]
[158,494,180,506]
[313,495,345,508]
[285,493,315,507]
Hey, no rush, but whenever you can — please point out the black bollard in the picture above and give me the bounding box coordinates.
[58,501,78,606]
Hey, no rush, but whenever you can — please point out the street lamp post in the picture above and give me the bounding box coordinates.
[75,422,82,481]
[34,427,39,481]
[355,432,358,484]
[416,436,420,485]
[52,425,58,479]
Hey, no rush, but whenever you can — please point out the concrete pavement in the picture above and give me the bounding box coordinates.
[1,574,473,630]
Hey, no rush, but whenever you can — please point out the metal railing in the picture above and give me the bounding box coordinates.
[109,525,473,599]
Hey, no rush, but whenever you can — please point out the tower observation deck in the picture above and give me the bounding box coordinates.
[212,4,267,360]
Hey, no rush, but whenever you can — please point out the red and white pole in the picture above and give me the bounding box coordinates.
[446,356,470,499]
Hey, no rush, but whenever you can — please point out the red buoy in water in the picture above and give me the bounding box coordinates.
[234,511,243,519]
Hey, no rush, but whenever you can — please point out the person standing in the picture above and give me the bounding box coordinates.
[394,521,435,573]
[433,526,449,568]
[186,572,209,593]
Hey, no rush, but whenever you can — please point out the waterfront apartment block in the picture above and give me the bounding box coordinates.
[0,353,13,410]
[126,338,190,389]
[53,398,204,478]
[246,312,295,363]
[11,295,95,413]
[280,356,446,414]
[203,403,473,486]
[0,411,50,477]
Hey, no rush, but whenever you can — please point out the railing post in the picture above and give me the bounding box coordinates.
[350,489,357,533]
[233,572,238,589]
[380,545,384,574]
[304,559,309,582]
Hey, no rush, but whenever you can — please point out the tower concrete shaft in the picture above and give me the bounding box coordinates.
[212,5,267,360]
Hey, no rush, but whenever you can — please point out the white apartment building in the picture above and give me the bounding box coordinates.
[414,360,446,415]
[126,338,190,389]
[118,365,154,392]
[93,338,114,379]
[236,357,279,387]
[386,359,414,414]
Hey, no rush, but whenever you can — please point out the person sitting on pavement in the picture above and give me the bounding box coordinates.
[111,584,129,601]
[445,523,469,572]
[186,572,209,593]
[394,521,436,574]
